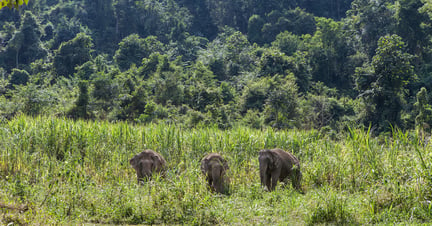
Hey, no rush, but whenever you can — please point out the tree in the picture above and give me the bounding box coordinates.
[0,22,16,48]
[240,78,270,112]
[177,0,218,39]
[0,0,29,9]
[53,32,93,77]
[346,0,397,58]
[356,34,416,131]
[304,17,357,94]
[152,56,184,106]
[8,77,58,117]
[0,68,8,95]
[299,0,352,19]
[184,61,220,111]
[50,16,87,50]
[207,0,250,33]
[263,74,299,129]
[198,29,257,81]
[82,0,116,54]
[114,34,164,71]
[300,82,354,130]
[272,31,301,56]
[259,8,316,44]
[9,68,28,86]
[171,34,208,63]
[396,0,430,60]
[68,80,91,119]
[92,72,118,103]
[1,11,47,71]
[113,0,192,43]
[372,35,415,92]
[258,48,291,77]
[247,14,265,45]
[414,87,432,130]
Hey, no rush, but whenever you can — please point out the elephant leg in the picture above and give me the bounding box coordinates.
[260,171,265,187]
[270,169,281,191]
[265,172,272,191]
[260,170,270,189]
[213,175,223,193]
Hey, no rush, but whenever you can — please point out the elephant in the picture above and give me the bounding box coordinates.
[129,149,166,183]
[200,153,229,194]
[258,148,302,192]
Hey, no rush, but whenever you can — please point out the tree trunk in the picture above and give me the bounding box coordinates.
[16,48,19,68]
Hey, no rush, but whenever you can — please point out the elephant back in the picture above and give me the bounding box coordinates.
[271,148,300,169]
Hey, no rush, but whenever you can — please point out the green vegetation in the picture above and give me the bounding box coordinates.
[1,0,432,133]
[1,115,431,225]
[0,0,28,9]
[2,1,432,224]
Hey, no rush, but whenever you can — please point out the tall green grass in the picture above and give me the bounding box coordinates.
[0,115,431,225]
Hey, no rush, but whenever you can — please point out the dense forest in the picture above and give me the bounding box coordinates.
[1,0,432,133]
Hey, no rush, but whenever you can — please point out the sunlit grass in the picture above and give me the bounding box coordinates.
[1,115,431,225]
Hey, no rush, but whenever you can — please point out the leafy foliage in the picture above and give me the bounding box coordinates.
[3,2,432,224]
[53,33,93,77]
[114,35,165,71]
[414,87,432,129]
[1,0,432,132]
[356,34,416,131]
[0,0,28,9]
[0,11,47,71]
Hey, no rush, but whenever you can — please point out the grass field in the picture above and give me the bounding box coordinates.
[1,115,431,225]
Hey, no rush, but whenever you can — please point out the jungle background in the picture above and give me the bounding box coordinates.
[1,0,432,225]
[1,0,432,133]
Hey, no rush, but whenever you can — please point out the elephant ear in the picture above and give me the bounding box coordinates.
[151,154,163,170]
[222,158,229,171]
[201,158,209,174]
[129,155,138,169]
[258,149,268,158]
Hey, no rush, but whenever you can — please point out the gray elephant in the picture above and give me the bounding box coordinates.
[129,149,166,183]
[258,148,302,192]
[200,153,229,194]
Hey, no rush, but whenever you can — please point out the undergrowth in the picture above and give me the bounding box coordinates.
[0,115,431,225]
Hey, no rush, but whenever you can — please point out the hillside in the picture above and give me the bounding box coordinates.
[0,0,431,133]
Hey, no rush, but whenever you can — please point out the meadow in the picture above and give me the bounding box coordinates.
[0,115,431,225]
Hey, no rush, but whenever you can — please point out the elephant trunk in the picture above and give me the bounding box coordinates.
[140,159,153,179]
[259,159,269,187]
[211,164,223,193]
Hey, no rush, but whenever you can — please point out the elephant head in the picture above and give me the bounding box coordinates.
[258,149,281,190]
[201,153,229,194]
[129,149,166,183]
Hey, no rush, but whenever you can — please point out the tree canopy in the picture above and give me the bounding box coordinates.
[0,0,28,9]
[0,0,431,133]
